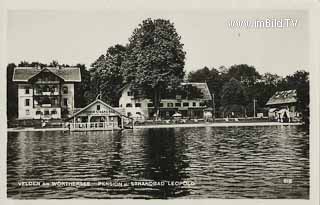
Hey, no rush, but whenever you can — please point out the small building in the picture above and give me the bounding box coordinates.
[266,89,300,122]
[12,67,81,119]
[118,82,213,120]
[66,99,132,131]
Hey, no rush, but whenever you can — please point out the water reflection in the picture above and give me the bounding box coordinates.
[7,126,309,199]
[142,128,190,198]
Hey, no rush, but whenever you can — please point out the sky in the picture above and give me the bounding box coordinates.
[7,10,309,76]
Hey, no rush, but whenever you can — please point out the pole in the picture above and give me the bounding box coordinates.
[253,98,256,118]
[212,93,215,121]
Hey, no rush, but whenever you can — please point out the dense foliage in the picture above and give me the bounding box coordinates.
[90,45,127,106]
[220,78,248,117]
[122,18,186,118]
[188,65,309,120]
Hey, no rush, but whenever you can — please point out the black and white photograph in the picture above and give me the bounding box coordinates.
[2,1,319,203]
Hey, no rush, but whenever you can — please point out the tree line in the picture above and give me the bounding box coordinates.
[187,65,309,121]
[6,18,309,122]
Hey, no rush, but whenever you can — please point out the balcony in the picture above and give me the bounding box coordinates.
[34,91,60,96]
[34,96,61,108]
[34,107,61,119]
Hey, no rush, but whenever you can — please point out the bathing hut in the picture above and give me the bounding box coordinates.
[266,89,300,122]
[66,99,132,131]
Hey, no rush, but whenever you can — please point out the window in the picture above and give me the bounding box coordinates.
[51,109,57,114]
[25,99,30,106]
[97,105,101,110]
[167,103,174,107]
[36,110,42,115]
[160,103,164,107]
[63,86,68,94]
[120,104,122,107]
[126,103,132,107]
[44,110,50,115]
[25,87,30,94]
[135,103,141,107]
[127,112,131,117]
[136,112,141,115]
[64,98,68,106]
[26,109,30,115]
[175,103,181,107]
[148,103,154,107]
[183,102,189,107]
[127,91,133,96]
[200,102,205,107]
[193,102,196,107]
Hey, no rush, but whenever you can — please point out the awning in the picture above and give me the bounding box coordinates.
[269,108,278,112]
[172,112,182,117]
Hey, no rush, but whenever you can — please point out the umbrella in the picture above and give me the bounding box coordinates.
[172,112,182,117]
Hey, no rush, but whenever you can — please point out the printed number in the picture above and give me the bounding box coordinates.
[283,178,293,184]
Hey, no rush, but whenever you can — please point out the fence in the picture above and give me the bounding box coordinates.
[69,122,119,131]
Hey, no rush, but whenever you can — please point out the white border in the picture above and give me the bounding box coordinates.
[1,1,319,205]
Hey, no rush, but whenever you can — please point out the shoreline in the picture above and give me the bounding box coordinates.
[7,122,303,132]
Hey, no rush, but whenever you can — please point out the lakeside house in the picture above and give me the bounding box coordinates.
[66,98,132,131]
[118,82,213,120]
[12,67,81,120]
[266,89,301,122]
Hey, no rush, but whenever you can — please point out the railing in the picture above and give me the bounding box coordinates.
[34,91,60,96]
[69,122,119,131]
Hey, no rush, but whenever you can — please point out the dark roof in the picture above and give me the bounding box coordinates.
[266,90,297,106]
[121,82,212,100]
[181,82,212,100]
[12,67,81,82]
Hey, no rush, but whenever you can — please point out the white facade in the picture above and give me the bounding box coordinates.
[17,83,75,119]
[119,85,209,120]
[119,86,149,120]
[13,67,81,120]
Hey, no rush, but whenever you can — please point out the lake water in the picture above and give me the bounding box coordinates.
[7,125,309,199]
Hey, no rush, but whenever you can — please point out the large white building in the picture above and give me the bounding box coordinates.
[119,83,213,120]
[12,67,81,119]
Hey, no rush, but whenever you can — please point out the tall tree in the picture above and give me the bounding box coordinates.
[227,64,261,87]
[220,78,248,117]
[90,44,127,106]
[74,64,91,108]
[7,63,18,120]
[286,70,309,124]
[122,18,186,118]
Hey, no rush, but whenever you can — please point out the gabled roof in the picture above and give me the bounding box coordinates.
[181,82,212,100]
[266,90,297,106]
[12,67,81,82]
[68,99,130,120]
[120,82,212,100]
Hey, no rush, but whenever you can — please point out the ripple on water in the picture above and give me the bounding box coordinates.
[7,126,309,199]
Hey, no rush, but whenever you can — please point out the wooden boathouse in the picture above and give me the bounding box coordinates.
[66,99,133,131]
